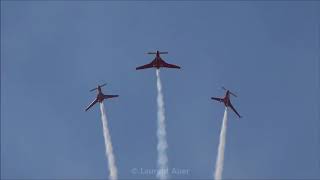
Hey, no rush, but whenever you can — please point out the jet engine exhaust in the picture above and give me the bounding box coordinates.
[156,69,169,180]
[99,102,118,180]
[214,107,228,180]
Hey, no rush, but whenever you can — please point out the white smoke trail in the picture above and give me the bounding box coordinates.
[214,107,228,180]
[156,69,169,180]
[99,102,118,180]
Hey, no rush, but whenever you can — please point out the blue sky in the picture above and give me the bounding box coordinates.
[1,1,319,179]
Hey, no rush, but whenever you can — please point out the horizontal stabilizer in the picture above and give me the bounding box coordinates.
[90,83,107,92]
[147,52,168,54]
[222,87,237,97]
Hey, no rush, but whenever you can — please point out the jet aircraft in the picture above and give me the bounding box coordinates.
[211,87,242,118]
[136,51,181,70]
[85,83,118,111]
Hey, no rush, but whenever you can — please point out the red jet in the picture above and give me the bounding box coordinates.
[211,87,242,118]
[136,51,181,70]
[85,83,119,111]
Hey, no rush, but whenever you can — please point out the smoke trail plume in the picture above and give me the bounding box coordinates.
[214,107,228,180]
[99,102,118,180]
[156,69,169,180]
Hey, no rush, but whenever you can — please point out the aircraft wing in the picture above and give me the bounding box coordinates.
[163,62,181,69]
[229,102,242,118]
[211,97,223,102]
[85,98,98,111]
[136,62,154,70]
[104,95,119,99]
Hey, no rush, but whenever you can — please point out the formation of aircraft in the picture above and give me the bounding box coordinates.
[136,51,181,70]
[85,83,119,111]
[85,50,242,118]
[211,87,242,118]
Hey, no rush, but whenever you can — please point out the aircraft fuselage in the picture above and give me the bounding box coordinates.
[223,91,231,107]
[96,86,105,102]
[153,52,164,69]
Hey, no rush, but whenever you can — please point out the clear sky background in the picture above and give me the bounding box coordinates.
[1,1,320,179]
